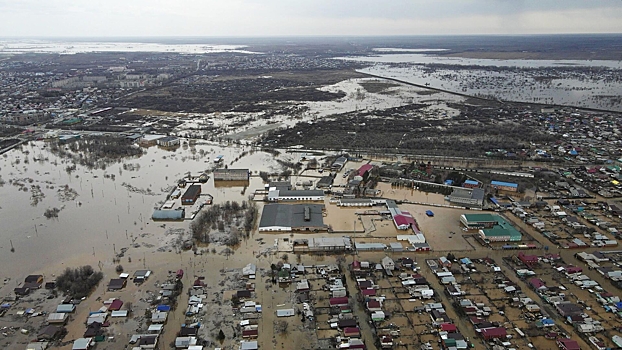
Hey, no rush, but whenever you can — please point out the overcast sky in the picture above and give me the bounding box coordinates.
[1,0,621,37]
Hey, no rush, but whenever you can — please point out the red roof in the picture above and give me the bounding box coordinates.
[393,215,411,227]
[518,252,538,263]
[440,323,457,332]
[557,338,580,350]
[481,327,507,339]
[564,267,583,274]
[367,300,381,309]
[529,278,546,289]
[343,327,360,337]
[361,288,376,296]
[329,297,349,306]
[108,299,123,311]
[242,329,258,338]
[357,164,373,177]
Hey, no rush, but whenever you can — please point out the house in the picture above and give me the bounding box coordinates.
[357,164,373,179]
[156,136,180,148]
[481,327,507,340]
[108,299,123,311]
[331,156,348,170]
[56,304,76,313]
[343,327,361,337]
[47,313,68,324]
[175,336,197,348]
[24,275,43,289]
[181,185,201,205]
[518,252,539,267]
[133,270,151,283]
[382,256,395,271]
[151,311,168,323]
[556,303,583,317]
[71,338,93,350]
[107,278,126,291]
[240,340,258,350]
[557,338,580,350]
[26,343,49,350]
[529,278,547,291]
[138,335,158,349]
[37,325,62,341]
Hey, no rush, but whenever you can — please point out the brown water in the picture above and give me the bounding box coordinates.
[0,140,285,289]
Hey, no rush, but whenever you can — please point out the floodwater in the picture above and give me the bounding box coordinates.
[0,40,257,55]
[338,50,622,112]
[0,140,286,284]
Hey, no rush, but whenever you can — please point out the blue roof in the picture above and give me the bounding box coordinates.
[444,180,454,185]
[157,305,171,311]
[490,197,500,205]
[464,180,478,185]
[541,318,555,325]
[491,181,518,188]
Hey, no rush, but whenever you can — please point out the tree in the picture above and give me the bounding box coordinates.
[217,329,225,342]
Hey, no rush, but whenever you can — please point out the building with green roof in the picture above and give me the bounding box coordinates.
[461,213,522,242]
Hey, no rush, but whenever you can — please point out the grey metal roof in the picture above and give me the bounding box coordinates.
[278,190,324,197]
[152,209,185,220]
[259,204,325,229]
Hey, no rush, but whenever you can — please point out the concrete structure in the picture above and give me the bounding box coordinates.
[259,204,327,232]
[213,169,250,181]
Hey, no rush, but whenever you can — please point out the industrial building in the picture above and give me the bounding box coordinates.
[293,237,353,252]
[267,189,324,202]
[449,188,485,208]
[461,213,522,242]
[213,168,250,181]
[156,136,180,147]
[490,180,519,192]
[259,204,327,232]
[460,214,498,229]
[181,185,201,205]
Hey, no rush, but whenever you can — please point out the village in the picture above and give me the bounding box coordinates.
[1,36,622,350]
[2,145,622,350]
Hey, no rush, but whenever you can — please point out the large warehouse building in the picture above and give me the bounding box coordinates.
[213,169,250,181]
[461,213,522,242]
[259,204,327,232]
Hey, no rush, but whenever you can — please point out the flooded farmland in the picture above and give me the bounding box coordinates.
[339,51,622,111]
